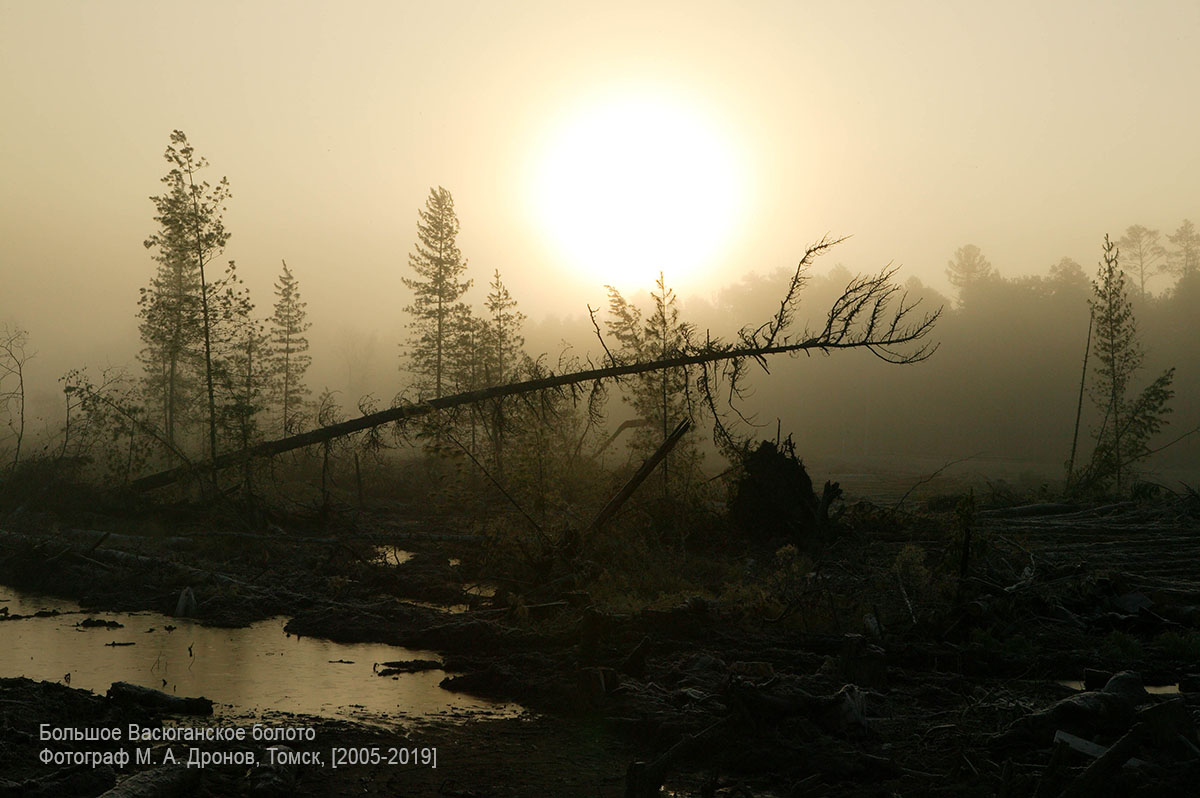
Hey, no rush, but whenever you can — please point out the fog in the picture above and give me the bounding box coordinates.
[2,1,1198,485]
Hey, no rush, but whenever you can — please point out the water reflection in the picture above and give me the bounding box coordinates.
[0,587,522,727]
[374,546,414,566]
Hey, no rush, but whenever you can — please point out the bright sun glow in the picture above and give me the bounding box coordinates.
[533,93,745,289]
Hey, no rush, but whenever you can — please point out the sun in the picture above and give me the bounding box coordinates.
[532,91,745,290]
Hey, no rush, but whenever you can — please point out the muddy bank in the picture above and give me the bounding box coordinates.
[5,496,1200,795]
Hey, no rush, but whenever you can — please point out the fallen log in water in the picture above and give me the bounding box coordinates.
[106,682,213,715]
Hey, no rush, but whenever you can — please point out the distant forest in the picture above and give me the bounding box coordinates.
[678,232,1199,478]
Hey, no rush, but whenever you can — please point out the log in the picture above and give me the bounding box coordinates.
[1059,722,1147,798]
[620,635,652,679]
[590,419,691,533]
[373,659,442,676]
[106,682,213,715]
[625,716,730,798]
[1052,729,1146,768]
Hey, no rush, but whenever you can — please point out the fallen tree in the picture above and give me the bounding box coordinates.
[128,237,939,493]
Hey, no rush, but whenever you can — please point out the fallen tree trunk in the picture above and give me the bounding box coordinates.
[125,343,830,492]
[128,265,938,494]
[590,418,691,533]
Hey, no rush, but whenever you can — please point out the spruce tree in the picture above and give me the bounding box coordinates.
[402,187,472,399]
[481,269,525,475]
[483,269,525,385]
[268,260,312,434]
[606,274,699,499]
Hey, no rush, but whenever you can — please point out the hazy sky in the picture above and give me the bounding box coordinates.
[2,0,1198,403]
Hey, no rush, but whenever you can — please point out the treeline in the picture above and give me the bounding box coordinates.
[689,230,1199,482]
[2,128,1194,500]
[0,131,707,512]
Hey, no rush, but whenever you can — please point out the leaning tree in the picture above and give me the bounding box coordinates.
[129,236,940,492]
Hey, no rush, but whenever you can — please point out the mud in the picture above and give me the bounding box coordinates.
[3,496,1200,796]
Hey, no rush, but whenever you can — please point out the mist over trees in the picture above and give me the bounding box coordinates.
[0,325,30,471]
[1074,236,1175,493]
[690,231,1198,484]
[1,129,1196,504]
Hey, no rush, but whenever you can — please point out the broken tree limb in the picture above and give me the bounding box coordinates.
[625,716,731,798]
[127,267,939,494]
[590,418,692,533]
[593,418,653,457]
[1059,722,1147,798]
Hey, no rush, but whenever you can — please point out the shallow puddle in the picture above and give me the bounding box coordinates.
[0,587,522,727]
[374,545,414,566]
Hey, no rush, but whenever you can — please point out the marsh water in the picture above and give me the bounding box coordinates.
[0,586,522,727]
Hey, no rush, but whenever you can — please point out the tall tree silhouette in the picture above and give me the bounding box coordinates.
[946,244,994,295]
[1117,225,1165,299]
[402,187,472,399]
[268,260,312,434]
[606,274,700,499]
[140,130,233,460]
[1084,235,1175,492]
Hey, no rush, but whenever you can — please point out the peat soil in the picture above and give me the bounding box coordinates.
[3,494,1200,796]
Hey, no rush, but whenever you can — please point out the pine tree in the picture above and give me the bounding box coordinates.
[402,187,473,399]
[1117,225,1165,299]
[1085,235,1175,492]
[946,244,994,301]
[140,130,233,460]
[1165,219,1200,282]
[268,260,312,434]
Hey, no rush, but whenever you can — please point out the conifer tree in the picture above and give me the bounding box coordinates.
[483,269,525,385]
[480,269,525,475]
[1166,219,1200,282]
[210,266,265,457]
[402,187,472,399]
[946,244,994,293]
[606,274,699,499]
[1085,235,1175,492]
[268,260,312,434]
[140,130,233,460]
[1117,225,1165,299]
